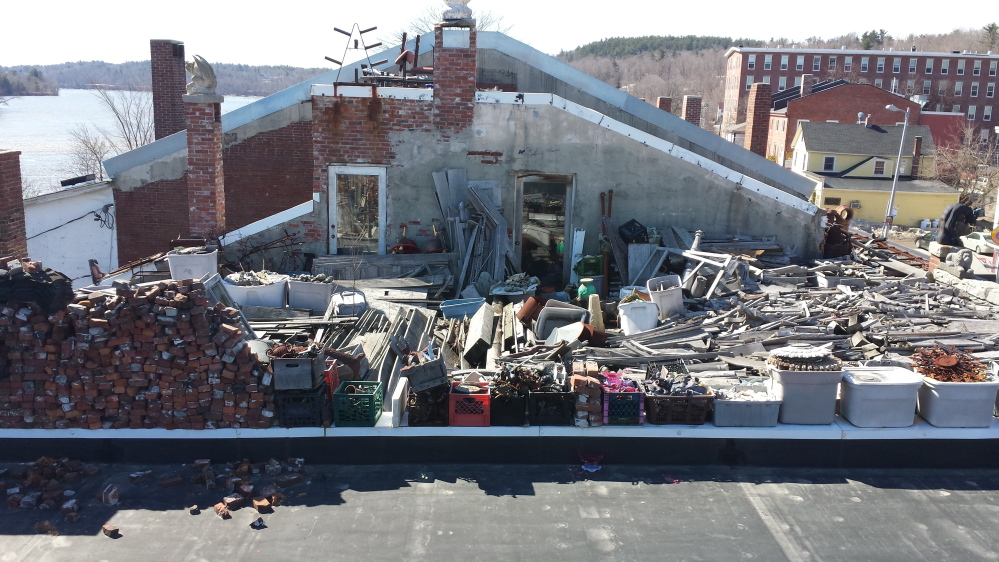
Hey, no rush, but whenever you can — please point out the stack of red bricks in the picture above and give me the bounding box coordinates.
[0,279,274,430]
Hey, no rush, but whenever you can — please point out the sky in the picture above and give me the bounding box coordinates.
[0,0,992,68]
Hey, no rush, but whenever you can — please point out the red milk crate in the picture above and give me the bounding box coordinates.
[448,382,491,427]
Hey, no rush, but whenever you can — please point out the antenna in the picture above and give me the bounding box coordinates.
[325,24,386,83]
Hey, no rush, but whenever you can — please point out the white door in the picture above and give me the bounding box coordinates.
[328,166,386,255]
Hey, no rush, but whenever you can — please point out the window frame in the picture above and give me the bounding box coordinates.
[747,54,756,70]
[968,105,977,120]
[796,55,804,71]
[974,60,982,76]
[745,76,755,91]
[923,80,932,95]
[764,55,772,70]
[873,160,886,176]
[955,81,964,96]
[778,76,787,91]
[823,156,836,172]
[972,82,979,97]
[861,57,870,72]
[877,57,885,73]
[874,78,884,89]
[909,59,917,73]
[941,59,950,75]
[813,56,821,71]
[925,59,934,74]
[893,57,901,73]
[991,61,998,77]
[844,56,852,72]
[829,56,838,71]
[985,105,993,122]
[988,83,995,98]
[957,60,965,75]
[780,55,788,71]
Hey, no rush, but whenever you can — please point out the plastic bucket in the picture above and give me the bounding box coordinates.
[224,274,288,308]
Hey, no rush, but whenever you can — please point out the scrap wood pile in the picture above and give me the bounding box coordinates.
[0,279,274,430]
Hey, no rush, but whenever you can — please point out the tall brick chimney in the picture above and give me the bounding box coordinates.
[799,74,813,97]
[681,96,702,127]
[744,83,772,157]
[656,97,672,113]
[433,21,477,136]
[0,150,28,259]
[911,135,923,178]
[184,93,225,238]
[151,39,187,140]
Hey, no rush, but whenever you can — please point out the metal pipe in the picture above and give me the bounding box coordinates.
[879,104,910,241]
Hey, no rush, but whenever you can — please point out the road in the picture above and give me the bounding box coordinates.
[3,463,999,561]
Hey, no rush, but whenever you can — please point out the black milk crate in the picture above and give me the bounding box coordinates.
[407,384,450,427]
[490,394,527,426]
[528,391,576,426]
[275,384,327,428]
[644,393,713,425]
[618,219,648,244]
[602,390,645,425]
[272,354,325,391]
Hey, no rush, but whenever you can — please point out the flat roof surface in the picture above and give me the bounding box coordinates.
[4,463,999,561]
[823,176,956,193]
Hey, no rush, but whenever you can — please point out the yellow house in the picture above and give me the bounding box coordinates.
[790,122,958,227]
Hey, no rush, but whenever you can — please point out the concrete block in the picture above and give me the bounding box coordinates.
[928,242,955,259]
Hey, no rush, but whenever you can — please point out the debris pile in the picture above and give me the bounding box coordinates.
[0,279,274,429]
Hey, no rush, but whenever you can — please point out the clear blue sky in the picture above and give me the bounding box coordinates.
[1,0,990,68]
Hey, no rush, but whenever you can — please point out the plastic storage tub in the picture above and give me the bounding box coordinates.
[713,384,781,427]
[331,291,368,316]
[440,298,486,320]
[646,274,683,320]
[770,368,843,425]
[917,376,999,428]
[287,280,334,315]
[618,301,659,336]
[167,249,217,281]
[224,274,288,308]
[840,366,922,428]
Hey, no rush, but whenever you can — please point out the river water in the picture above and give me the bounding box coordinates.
[0,89,258,192]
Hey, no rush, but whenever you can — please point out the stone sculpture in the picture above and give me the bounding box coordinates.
[443,0,472,20]
[185,55,218,96]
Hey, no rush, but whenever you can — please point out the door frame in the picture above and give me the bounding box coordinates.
[513,173,576,286]
[328,165,387,255]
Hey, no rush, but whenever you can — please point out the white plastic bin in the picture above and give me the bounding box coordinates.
[618,301,659,336]
[224,274,288,308]
[646,274,683,320]
[287,279,334,315]
[331,291,367,316]
[713,384,782,427]
[770,368,843,425]
[840,367,922,428]
[917,376,999,428]
[167,249,217,281]
[536,304,587,340]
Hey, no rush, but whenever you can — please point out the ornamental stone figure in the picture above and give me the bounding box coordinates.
[185,55,218,96]
[442,0,472,20]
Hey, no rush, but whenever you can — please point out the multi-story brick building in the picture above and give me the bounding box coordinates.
[724,46,999,141]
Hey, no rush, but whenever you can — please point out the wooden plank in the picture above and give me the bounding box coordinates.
[627,244,658,285]
[445,168,468,211]
[672,227,695,249]
[601,216,628,282]
[432,170,452,218]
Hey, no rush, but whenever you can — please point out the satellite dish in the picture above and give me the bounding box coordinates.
[858,112,867,120]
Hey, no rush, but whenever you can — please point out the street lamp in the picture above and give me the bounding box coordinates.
[879,103,910,241]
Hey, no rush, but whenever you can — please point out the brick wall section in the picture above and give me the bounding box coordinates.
[223,122,313,229]
[150,40,187,140]
[114,178,188,261]
[311,94,433,194]
[433,24,477,135]
[0,150,27,259]
[656,97,672,113]
[185,99,225,238]
[681,96,702,127]
[744,83,771,157]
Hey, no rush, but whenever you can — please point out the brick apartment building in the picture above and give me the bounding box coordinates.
[723,46,999,141]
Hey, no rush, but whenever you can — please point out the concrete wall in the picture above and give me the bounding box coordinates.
[24,183,118,288]
[358,102,823,259]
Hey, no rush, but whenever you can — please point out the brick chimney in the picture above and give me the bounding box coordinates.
[799,74,813,97]
[681,96,702,127]
[184,93,225,238]
[744,83,772,157]
[433,21,477,136]
[150,40,187,140]
[0,150,28,259]
[911,135,923,177]
[656,96,672,113]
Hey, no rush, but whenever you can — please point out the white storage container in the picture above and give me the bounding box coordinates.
[917,376,999,428]
[840,367,922,428]
[713,384,781,427]
[224,274,288,308]
[618,301,659,336]
[770,368,843,425]
[331,291,367,316]
[287,279,334,315]
[646,274,683,320]
[167,249,218,281]
[536,305,588,340]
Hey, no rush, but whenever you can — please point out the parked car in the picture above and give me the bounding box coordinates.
[960,231,995,255]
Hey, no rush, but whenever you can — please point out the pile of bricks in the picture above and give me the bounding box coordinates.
[571,360,603,428]
[0,279,274,429]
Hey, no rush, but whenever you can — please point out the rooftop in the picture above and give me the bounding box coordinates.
[799,122,936,157]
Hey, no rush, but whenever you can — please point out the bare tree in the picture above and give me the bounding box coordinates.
[0,95,11,106]
[67,124,113,181]
[982,23,999,52]
[20,176,48,199]
[936,124,999,210]
[91,86,154,153]
[66,83,153,179]
[381,5,512,44]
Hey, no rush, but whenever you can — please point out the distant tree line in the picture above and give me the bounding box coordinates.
[0,61,327,97]
[561,36,765,61]
[0,68,58,96]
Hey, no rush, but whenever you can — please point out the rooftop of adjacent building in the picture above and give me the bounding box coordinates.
[726,46,999,58]
[797,122,935,157]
